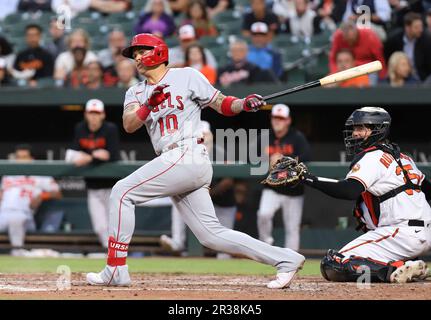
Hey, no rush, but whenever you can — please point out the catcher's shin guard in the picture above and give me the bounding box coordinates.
[320,249,397,283]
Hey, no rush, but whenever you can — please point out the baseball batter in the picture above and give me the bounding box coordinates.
[290,107,431,283]
[86,34,305,289]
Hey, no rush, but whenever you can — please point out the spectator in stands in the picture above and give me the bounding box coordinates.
[381,51,420,87]
[258,104,311,251]
[116,59,138,88]
[168,24,218,68]
[65,47,89,88]
[384,12,431,82]
[0,144,62,256]
[206,0,234,19]
[133,0,176,38]
[168,0,189,16]
[312,0,341,27]
[89,0,132,14]
[329,49,370,88]
[182,0,219,38]
[184,43,217,84]
[0,58,12,86]
[68,99,120,249]
[0,1,19,21]
[11,24,54,87]
[272,0,295,22]
[329,21,387,84]
[45,18,67,59]
[218,39,278,87]
[84,61,104,89]
[0,36,15,70]
[387,0,423,32]
[54,29,99,85]
[242,0,280,37]
[98,29,127,69]
[18,0,52,12]
[247,22,283,79]
[284,0,322,38]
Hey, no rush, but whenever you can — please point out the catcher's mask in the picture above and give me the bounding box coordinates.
[343,106,391,156]
[121,33,169,67]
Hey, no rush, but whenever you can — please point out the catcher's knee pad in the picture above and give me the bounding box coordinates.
[320,249,396,283]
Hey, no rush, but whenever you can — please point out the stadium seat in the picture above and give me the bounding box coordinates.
[309,31,332,49]
[36,77,56,88]
[304,52,329,81]
[286,66,306,85]
[198,36,225,49]
[2,13,22,26]
[213,10,240,24]
[165,36,179,47]
[218,20,243,36]
[132,0,147,11]
[209,46,229,67]
[282,45,305,64]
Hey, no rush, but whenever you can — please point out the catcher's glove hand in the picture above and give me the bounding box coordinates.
[261,156,308,187]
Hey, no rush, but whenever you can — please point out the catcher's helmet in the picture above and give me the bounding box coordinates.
[343,106,391,156]
[121,33,168,67]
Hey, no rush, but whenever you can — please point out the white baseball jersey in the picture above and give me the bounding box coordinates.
[0,176,60,215]
[346,150,431,227]
[123,67,220,155]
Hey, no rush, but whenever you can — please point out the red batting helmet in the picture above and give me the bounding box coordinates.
[121,33,168,67]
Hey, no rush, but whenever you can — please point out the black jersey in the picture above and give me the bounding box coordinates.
[72,121,120,189]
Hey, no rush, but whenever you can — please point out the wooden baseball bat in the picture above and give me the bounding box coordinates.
[262,60,382,102]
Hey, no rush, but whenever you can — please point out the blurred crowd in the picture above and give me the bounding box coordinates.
[0,0,431,89]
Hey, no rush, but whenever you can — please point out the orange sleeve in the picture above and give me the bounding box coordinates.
[201,66,217,85]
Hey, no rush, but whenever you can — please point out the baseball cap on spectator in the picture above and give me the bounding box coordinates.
[179,25,196,41]
[250,22,269,35]
[271,104,290,119]
[85,99,104,113]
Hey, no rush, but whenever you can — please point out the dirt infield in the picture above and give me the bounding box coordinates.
[0,273,430,300]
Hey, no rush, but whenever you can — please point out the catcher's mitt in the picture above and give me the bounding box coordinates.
[261,156,308,187]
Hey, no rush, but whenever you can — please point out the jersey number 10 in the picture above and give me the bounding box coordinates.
[158,114,178,136]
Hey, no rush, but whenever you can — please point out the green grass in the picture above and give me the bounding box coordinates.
[0,256,321,276]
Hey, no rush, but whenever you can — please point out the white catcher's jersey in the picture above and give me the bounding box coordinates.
[0,176,60,215]
[123,67,220,155]
[346,150,431,226]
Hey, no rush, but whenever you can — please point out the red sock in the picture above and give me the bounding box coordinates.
[107,236,129,266]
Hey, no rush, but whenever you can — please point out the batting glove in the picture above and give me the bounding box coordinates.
[242,94,265,112]
[146,84,171,109]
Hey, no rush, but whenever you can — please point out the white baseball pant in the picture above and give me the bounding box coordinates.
[339,223,431,263]
[88,188,111,248]
[108,141,304,272]
[0,211,36,247]
[258,188,304,251]
[169,204,237,252]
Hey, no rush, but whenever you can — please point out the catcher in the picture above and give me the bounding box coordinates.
[262,106,431,283]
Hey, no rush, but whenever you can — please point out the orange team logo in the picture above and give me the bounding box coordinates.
[395,164,422,195]
[351,164,360,173]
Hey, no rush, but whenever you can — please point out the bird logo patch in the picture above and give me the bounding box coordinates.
[351,164,360,173]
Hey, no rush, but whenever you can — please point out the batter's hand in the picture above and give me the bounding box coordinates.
[242,94,266,112]
[147,84,171,109]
